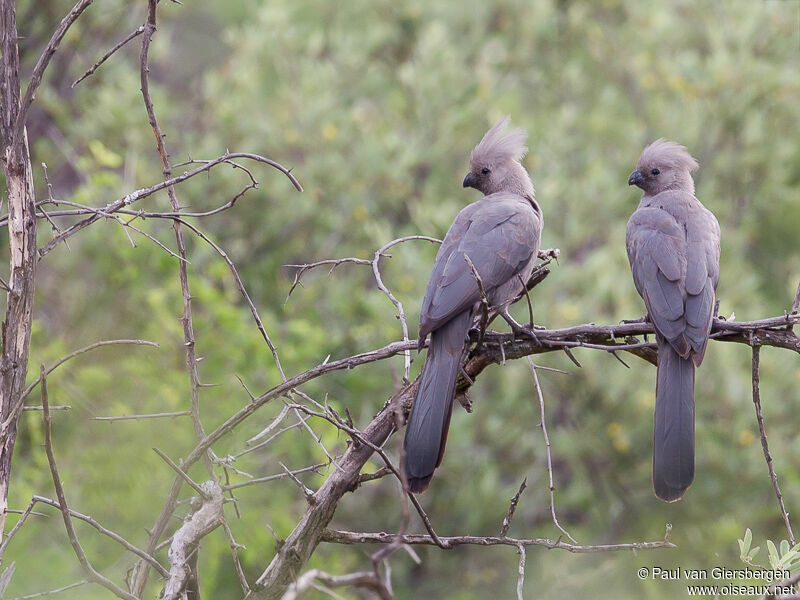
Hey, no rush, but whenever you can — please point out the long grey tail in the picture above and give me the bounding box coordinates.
[653,338,696,502]
[403,310,472,493]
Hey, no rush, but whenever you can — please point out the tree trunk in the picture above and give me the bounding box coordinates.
[0,0,38,543]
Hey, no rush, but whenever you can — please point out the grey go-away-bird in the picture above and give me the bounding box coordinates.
[626,140,720,502]
[402,118,543,493]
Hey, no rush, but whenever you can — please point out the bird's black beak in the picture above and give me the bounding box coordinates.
[462,172,477,189]
[628,169,644,188]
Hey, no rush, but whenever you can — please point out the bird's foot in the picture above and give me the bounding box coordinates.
[500,310,541,345]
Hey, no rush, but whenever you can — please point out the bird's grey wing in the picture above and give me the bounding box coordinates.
[626,205,691,355]
[683,203,720,364]
[418,201,482,338]
[419,198,541,338]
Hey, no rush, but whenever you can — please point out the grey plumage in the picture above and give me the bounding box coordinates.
[403,118,543,492]
[626,139,720,502]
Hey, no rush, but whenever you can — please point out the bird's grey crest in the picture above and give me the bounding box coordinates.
[637,138,699,174]
[470,116,528,168]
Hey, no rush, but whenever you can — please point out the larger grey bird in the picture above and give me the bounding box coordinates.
[626,139,720,502]
[403,118,543,493]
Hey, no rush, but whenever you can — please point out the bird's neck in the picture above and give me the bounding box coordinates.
[650,172,695,197]
[499,163,536,202]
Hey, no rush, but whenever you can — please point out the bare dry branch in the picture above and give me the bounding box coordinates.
[10,0,94,158]
[751,345,795,546]
[41,367,138,599]
[18,338,159,405]
[223,461,330,492]
[7,579,89,600]
[222,518,251,594]
[515,544,526,600]
[174,217,289,379]
[281,569,392,600]
[527,357,576,543]
[153,448,210,500]
[280,462,317,504]
[372,236,441,382]
[163,481,225,600]
[71,25,145,87]
[139,0,212,480]
[2,495,169,578]
[34,151,301,258]
[285,257,372,300]
[92,410,191,421]
[320,528,676,552]
[0,496,36,558]
[500,478,527,537]
[246,405,291,445]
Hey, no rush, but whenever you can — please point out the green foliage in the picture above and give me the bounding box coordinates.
[739,528,800,572]
[738,528,762,566]
[2,0,799,598]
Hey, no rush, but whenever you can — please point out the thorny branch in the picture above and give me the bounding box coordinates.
[286,235,441,383]
[71,25,146,88]
[751,345,795,546]
[41,368,137,599]
[528,357,576,544]
[10,0,95,159]
[6,579,89,600]
[320,527,675,552]
[0,494,168,578]
[31,151,302,258]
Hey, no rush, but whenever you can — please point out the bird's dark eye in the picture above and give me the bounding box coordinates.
[481,168,491,175]
[651,168,660,176]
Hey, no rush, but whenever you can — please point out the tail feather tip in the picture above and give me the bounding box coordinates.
[654,479,692,503]
[407,474,432,494]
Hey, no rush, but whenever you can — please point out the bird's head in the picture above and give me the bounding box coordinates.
[463,116,534,199]
[628,138,699,196]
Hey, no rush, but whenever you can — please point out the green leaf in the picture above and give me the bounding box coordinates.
[740,529,753,556]
[768,540,779,568]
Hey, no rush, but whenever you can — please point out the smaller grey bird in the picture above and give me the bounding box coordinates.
[626,139,720,502]
[402,117,543,492]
